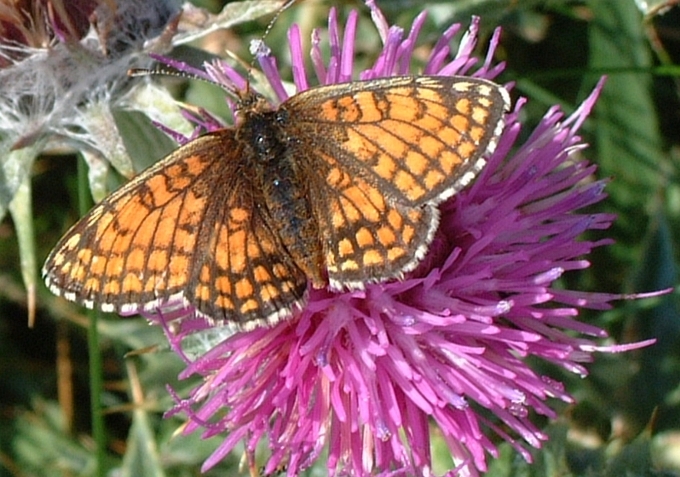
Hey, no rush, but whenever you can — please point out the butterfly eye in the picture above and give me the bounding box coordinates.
[275,110,289,124]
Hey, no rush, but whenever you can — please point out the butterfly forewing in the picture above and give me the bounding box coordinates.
[44,135,222,310]
[284,76,509,204]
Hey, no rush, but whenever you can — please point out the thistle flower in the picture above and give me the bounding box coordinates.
[0,0,181,183]
[138,5,657,477]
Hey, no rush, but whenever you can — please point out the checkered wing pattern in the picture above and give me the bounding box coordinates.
[284,76,509,287]
[43,133,306,326]
[44,75,509,328]
[304,150,439,289]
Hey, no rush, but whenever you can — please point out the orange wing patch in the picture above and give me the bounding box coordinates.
[289,76,508,205]
[314,152,437,289]
[191,189,307,325]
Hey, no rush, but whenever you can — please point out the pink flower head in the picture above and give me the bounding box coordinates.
[144,4,657,477]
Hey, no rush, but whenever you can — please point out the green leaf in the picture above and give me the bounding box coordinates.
[173,0,289,46]
[8,173,36,326]
[588,0,664,209]
[605,430,654,477]
[121,399,166,477]
[625,212,680,428]
[13,399,117,476]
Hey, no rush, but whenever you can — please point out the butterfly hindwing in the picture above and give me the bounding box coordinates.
[188,170,307,326]
[303,150,438,289]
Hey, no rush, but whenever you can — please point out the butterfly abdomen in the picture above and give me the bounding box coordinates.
[242,109,325,287]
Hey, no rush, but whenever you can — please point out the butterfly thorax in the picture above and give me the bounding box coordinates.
[237,98,326,287]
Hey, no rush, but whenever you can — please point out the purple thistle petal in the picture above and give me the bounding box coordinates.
[137,3,663,477]
[425,22,463,76]
[395,12,427,76]
[480,27,506,78]
[288,24,308,92]
[310,27,327,84]
[149,119,195,145]
[326,7,342,84]
[255,48,289,102]
[204,60,248,94]
[340,10,359,82]
[365,0,389,44]
[438,17,482,77]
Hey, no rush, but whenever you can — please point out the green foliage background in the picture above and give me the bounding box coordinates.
[1,0,679,476]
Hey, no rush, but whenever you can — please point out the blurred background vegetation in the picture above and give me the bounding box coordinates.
[1,0,680,476]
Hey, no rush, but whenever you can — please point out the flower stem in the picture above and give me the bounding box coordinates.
[79,156,107,477]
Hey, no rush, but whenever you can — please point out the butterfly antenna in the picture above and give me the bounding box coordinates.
[262,0,299,46]
[128,63,205,82]
[129,0,299,99]
[245,0,299,91]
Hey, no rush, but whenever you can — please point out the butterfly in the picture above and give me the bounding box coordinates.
[43,75,509,329]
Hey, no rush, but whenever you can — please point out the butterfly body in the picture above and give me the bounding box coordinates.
[237,95,325,287]
[44,75,510,329]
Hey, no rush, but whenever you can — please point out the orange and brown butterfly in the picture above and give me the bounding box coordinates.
[43,73,510,330]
